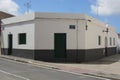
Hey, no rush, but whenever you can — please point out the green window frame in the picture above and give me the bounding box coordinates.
[18,33,26,44]
[110,37,112,46]
[98,36,101,45]
[69,25,76,29]
[113,38,115,45]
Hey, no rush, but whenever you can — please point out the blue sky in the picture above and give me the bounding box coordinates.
[1,0,120,32]
[14,0,91,14]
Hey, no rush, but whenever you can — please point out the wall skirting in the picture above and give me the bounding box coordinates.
[1,47,117,62]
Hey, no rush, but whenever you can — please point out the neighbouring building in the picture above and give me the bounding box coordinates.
[0,11,13,19]
[0,11,14,34]
[0,11,14,54]
[1,12,118,62]
[117,33,120,53]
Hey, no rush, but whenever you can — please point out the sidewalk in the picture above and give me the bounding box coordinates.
[1,54,120,80]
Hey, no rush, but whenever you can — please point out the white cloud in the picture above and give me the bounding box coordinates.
[91,0,120,16]
[0,0,19,15]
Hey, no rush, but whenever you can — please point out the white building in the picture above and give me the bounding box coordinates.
[1,12,118,62]
[0,11,14,54]
[117,33,120,53]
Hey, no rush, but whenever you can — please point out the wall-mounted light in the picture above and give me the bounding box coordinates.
[103,28,109,33]
[103,24,109,33]
[88,19,91,22]
[85,19,91,30]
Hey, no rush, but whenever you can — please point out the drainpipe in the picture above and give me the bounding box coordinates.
[0,20,5,55]
[0,19,1,55]
[76,20,79,62]
[0,20,1,33]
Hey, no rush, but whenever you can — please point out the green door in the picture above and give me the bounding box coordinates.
[54,33,66,58]
[8,34,13,55]
[105,37,108,56]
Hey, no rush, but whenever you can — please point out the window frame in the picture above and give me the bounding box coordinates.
[98,36,101,46]
[110,37,112,46]
[18,33,26,45]
[113,38,115,45]
[69,25,76,29]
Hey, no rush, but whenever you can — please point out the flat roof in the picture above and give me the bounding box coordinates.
[2,12,116,31]
[0,11,14,19]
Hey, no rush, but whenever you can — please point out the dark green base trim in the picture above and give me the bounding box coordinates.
[85,48,105,61]
[34,50,54,61]
[1,47,117,62]
[85,47,117,61]
[66,50,85,62]
[34,50,85,62]
[1,48,34,59]
[107,47,117,56]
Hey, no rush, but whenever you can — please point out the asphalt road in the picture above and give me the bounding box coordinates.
[0,58,109,80]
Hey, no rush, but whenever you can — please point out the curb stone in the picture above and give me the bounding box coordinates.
[0,55,59,70]
[84,73,120,80]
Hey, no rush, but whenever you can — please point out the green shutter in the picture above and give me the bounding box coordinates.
[19,33,26,44]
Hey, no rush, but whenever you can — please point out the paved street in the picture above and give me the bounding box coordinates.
[0,58,108,80]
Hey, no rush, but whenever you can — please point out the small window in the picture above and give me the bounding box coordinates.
[19,33,26,44]
[110,37,112,46]
[98,36,101,45]
[113,38,115,45]
[69,25,76,29]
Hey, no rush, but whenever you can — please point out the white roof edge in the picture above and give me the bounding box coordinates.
[84,14,116,31]
[1,12,116,32]
[35,12,86,20]
[2,12,35,25]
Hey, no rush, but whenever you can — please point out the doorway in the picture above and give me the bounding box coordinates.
[54,33,66,58]
[105,37,108,56]
[8,34,13,55]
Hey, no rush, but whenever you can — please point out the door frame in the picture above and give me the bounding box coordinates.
[8,34,13,55]
[54,33,66,58]
[105,37,108,56]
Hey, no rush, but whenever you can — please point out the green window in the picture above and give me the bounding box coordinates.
[69,25,76,29]
[110,37,112,46]
[113,38,115,45]
[98,36,101,45]
[19,33,26,44]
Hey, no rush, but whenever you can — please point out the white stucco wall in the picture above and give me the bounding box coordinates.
[31,13,117,50]
[78,20,86,49]
[85,16,117,49]
[117,37,120,53]
[2,21,35,50]
[35,18,86,50]
[1,12,117,51]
